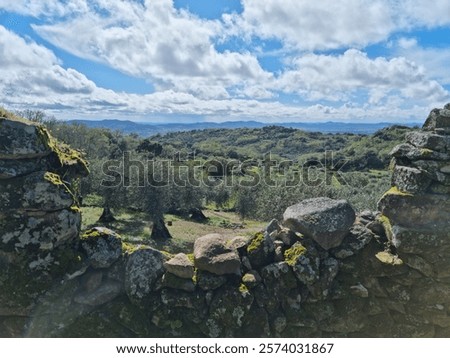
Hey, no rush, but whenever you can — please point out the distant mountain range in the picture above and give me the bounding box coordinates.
[66,119,421,136]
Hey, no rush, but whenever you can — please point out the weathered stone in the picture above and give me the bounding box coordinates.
[283,197,355,250]
[242,270,261,288]
[163,253,194,279]
[390,143,450,161]
[406,131,449,151]
[247,232,275,268]
[202,285,253,337]
[196,270,228,291]
[331,224,374,259]
[265,219,281,234]
[392,165,431,193]
[161,273,196,292]
[284,242,320,285]
[276,228,301,246]
[0,209,81,252]
[388,225,450,254]
[226,236,251,252]
[423,106,450,131]
[410,160,450,185]
[378,188,450,229]
[125,248,165,303]
[0,156,54,179]
[193,234,241,275]
[81,227,122,269]
[0,171,75,214]
[0,117,52,159]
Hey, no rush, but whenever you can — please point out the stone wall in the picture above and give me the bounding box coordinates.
[0,105,449,337]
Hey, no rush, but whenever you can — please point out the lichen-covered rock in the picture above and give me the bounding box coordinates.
[0,209,81,251]
[283,197,355,250]
[284,242,320,285]
[390,143,450,161]
[193,234,241,275]
[242,270,261,288]
[125,248,165,304]
[378,187,450,229]
[202,285,254,337]
[81,227,122,269]
[406,131,449,151]
[0,171,75,213]
[161,273,196,292]
[392,165,431,193]
[163,253,194,279]
[422,105,450,131]
[0,117,52,159]
[196,270,227,291]
[246,232,274,268]
[330,224,374,259]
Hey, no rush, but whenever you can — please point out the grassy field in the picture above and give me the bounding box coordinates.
[81,206,266,253]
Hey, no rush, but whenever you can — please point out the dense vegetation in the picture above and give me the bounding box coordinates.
[10,109,414,242]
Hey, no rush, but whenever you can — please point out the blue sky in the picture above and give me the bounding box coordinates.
[0,0,450,123]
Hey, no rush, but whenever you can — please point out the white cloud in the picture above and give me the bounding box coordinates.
[395,37,450,85]
[0,0,89,17]
[0,26,96,99]
[31,0,272,99]
[275,49,449,104]
[228,0,394,50]
[227,0,450,51]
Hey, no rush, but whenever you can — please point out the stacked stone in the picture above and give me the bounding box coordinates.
[0,114,88,334]
[377,103,450,337]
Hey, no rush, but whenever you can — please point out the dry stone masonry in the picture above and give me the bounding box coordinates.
[1,105,450,337]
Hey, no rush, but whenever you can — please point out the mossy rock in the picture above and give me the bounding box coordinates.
[247,232,274,268]
[81,227,122,269]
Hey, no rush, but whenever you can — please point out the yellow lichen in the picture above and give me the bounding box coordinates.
[239,283,249,294]
[284,243,307,266]
[247,232,264,253]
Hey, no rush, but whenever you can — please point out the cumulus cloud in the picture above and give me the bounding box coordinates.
[227,0,450,51]
[31,0,272,99]
[0,26,96,100]
[275,49,449,104]
[0,0,89,17]
[229,0,394,50]
[394,37,450,85]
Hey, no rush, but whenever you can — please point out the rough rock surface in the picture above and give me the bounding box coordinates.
[193,234,241,275]
[125,248,165,303]
[283,197,356,249]
[163,253,194,279]
[81,227,122,269]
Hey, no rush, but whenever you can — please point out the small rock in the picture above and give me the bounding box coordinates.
[197,270,227,291]
[247,232,275,268]
[265,219,281,234]
[81,227,122,269]
[125,248,165,302]
[194,234,241,275]
[80,270,103,291]
[242,270,262,288]
[161,273,196,292]
[164,253,194,279]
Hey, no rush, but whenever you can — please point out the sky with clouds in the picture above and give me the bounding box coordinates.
[0,0,449,123]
